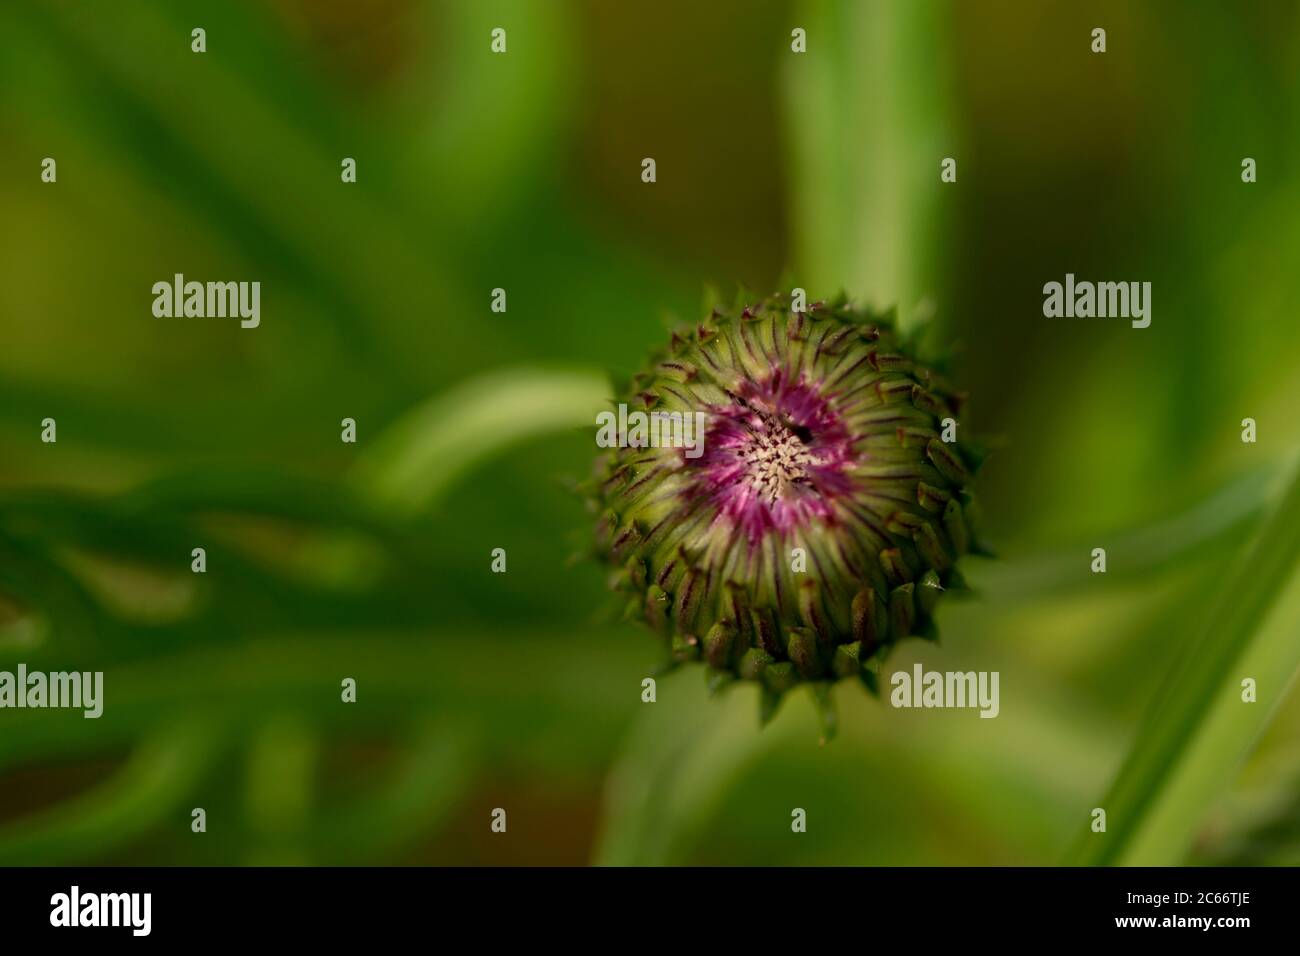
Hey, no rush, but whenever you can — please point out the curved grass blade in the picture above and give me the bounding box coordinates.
[1068,459,1300,865]
[352,366,610,515]
[0,718,222,865]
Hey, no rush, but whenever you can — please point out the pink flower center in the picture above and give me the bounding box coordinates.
[684,371,857,543]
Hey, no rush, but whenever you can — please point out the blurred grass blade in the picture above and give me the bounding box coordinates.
[0,719,221,865]
[1069,460,1300,865]
[352,367,610,515]
[783,0,952,327]
[594,681,793,866]
[243,717,320,865]
[313,719,473,862]
[975,460,1287,601]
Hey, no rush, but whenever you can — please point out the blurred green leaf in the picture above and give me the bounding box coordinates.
[0,718,222,865]
[974,460,1287,602]
[352,366,610,515]
[1069,459,1300,864]
[311,718,473,863]
[0,631,644,772]
[593,677,796,866]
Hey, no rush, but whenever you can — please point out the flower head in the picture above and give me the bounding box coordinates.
[591,293,986,732]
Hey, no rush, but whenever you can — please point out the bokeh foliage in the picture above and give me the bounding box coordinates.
[1,0,1298,865]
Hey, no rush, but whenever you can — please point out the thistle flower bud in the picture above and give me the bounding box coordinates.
[590,293,985,730]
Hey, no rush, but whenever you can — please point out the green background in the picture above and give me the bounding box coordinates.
[1,0,1298,865]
